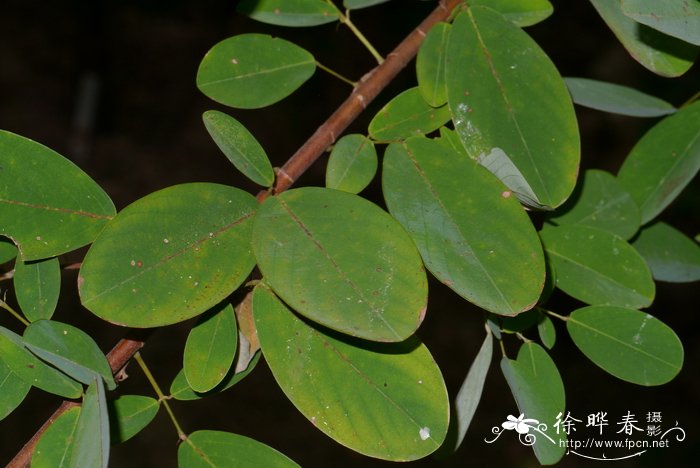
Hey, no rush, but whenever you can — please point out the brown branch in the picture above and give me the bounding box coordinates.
[8,0,463,465]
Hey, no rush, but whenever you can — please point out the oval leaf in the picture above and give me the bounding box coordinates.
[500,343,566,465]
[202,110,274,187]
[617,101,700,223]
[253,286,449,461]
[540,225,655,308]
[79,183,257,328]
[537,312,557,349]
[24,319,116,390]
[252,187,427,342]
[567,306,683,385]
[184,302,238,392]
[0,237,17,264]
[197,34,316,109]
[70,378,110,468]
[369,87,451,141]
[0,356,31,421]
[383,137,545,316]
[179,430,299,467]
[469,0,553,27]
[344,0,390,9]
[108,395,160,444]
[446,7,580,209]
[0,131,115,260]
[564,77,676,117]
[589,0,697,77]
[237,0,340,27]
[0,326,82,399]
[13,257,61,322]
[325,134,377,194]
[622,0,700,46]
[632,221,700,282]
[547,169,641,240]
[416,22,450,107]
[31,406,81,468]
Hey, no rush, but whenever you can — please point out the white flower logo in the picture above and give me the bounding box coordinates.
[502,413,539,434]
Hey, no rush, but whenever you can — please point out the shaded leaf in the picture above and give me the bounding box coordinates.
[13,257,61,322]
[0,326,82,399]
[0,130,115,261]
[632,221,700,282]
[447,7,579,209]
[184,303,238,393]
[622,0,700,46]
[383,137,545,316]
[547,169,641,240]
[0,356,31,421]
[69,378,110,468]
[617,101,700,223]
[537,312,556,349]
[252,187,427,342]
[0,237,17,264]
[325,134,378,194]
[500,343,566,465]
[253,286,449,461]
[416,22,450,107]
[469,0,554,27]
[197,34,316,109]
[540,225,655,308]
[179,430,299,467]
[202,110,274,187]
[24,319,116,390]
[476,147,545,209]
[500,310,539,334]
[108,395,160,444]
[567,306,683,385]
[564,77,676,117]
[237,0,339,27]
[31,406,81,468]
[589,0,697,77]
[369,87,451,140]
[344,0,390,9]
[79,183,257,328]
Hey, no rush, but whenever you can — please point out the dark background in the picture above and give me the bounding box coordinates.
[1,0,698,466]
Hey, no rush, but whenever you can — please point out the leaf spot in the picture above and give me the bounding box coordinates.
[419,427,430,440]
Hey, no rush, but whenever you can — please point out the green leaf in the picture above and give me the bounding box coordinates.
[325,134,378,194]
[70,378,110,468]
[446,7,580,209]
[79,183,256,328]
[537,312,556,349]
[632,221,700,282]
[617,101,700,224]
[0,237,17,264]
[589,0,697,77]
[435,127,469,159]
[0,356,31,421]
[368,87,451,141]
[567,306,683,385]
[0,131,115,261]
[23,319,116,390]
[344,0,390,9]
[108,395,160,444]
[252,187,427,342]
[469,0,554,27]
[184,303,238,393]
[564,77,676,117]
[416,22,450,107]
[622,0,700,46]
[500,343,566,465]
[179,430,299,467]
[170,351,261,401]
[13,257,61,322]
[0,326,82,399]
[253,286,449,461]
[547,169,641,240]
[197,34,316,109]
[202,110,274,187]
[31,406,81,468]
[383,137,545,316]
[540,225,655,308]
[237,0,340,27]
[500,310,539,334]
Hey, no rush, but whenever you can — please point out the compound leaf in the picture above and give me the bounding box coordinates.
[369,87,451,141]
[108,395,160,444]
[13,257,61,322]
[237,0,340,27]
[325,134,377,194]
[469,0,553,27]
[416,22,450,107]
[0,356,31,421]
[31,406,81,468]
[179,430,299,467]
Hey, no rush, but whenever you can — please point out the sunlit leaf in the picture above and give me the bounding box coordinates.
[237,0,340,27]
[31,406,81,468]
[253,286,449,461]
[369,87,451,141]
[469,0,553,27]
[617,101,700,223]
[0,356,30,421]
[202,110,274,187]
[416,22,450,107]
[79,183,257,328]
[108,395,160,444]
[69,378,109,468]
[632,221,700,282]
[446,7,579,209]
[325,134,377,194]
[252,187,427,342]
[564,77,676,117]
[13,257,61,322]
[622,0,700,46]
[567,306,683,385]
[540,225,655,308]
[0,131,115,261]
[383,137,545,316]
[179,430,299,467]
